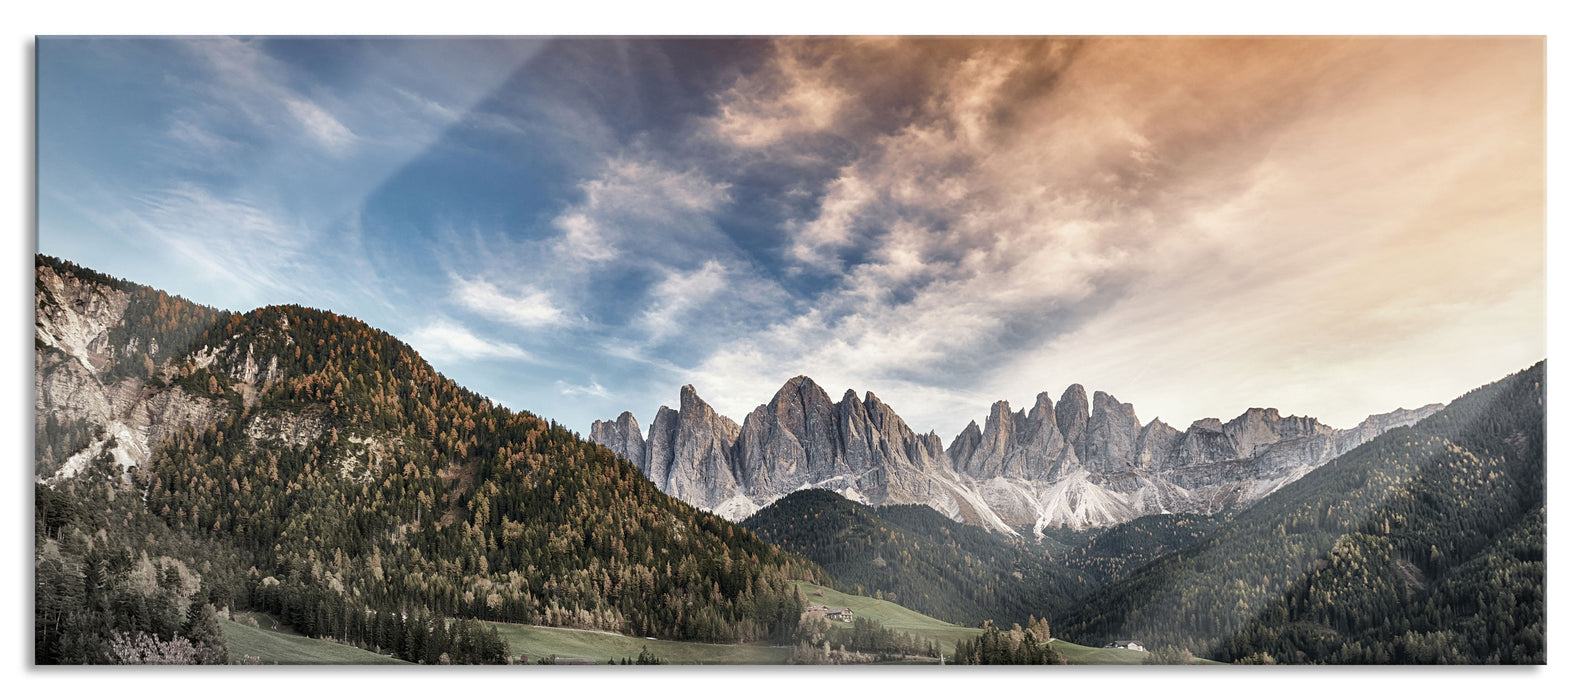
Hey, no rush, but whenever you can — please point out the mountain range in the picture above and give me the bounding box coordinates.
[591,377,1441,533]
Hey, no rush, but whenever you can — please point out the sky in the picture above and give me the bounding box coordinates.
[36,36,1546,439]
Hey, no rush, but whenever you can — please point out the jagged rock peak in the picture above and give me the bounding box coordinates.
[988,399,1015,421]
[768,374,834,406]
[1055,384,1089,443]
[591,370,1449,533]
[590,411,647,470]
[1083,391,1140,473]
[1031,391,1055,421]
[772,375,828,401]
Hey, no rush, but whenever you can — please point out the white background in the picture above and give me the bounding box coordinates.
[5,1,1574,697]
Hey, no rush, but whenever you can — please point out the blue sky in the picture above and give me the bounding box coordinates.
[36,36,1547,438]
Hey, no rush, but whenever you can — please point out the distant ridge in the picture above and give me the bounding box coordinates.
[593,376,1441,532]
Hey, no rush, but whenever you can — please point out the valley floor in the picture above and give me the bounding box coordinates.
[213,588,1217,665]
[219,618,409,665]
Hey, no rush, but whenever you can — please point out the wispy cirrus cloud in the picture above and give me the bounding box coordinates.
[283,97,358,154]
[451,275,572,330]
[548,156,732,267]
[555,379,613,399]
[107,183,317,308]
[710,40,853,149]
[408,318,531,363]
[634,260,730,341]
[182,37,359,157]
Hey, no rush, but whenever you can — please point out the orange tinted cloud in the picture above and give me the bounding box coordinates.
[686,37,1543,431]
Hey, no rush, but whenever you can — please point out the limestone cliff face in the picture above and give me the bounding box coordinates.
[639,386,742,508]
[734,376,845,497]
[951,392,1076,482]
[594,376,963,522]
[592,375,1444,533]
[1083,391,1141,474]
[589,411,646,471]
[35,259,300,483]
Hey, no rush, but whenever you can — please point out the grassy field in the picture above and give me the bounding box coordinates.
[797,582,1221,664]
[1049,639,1221,665]
[490,622,790,665]
[1048,638,1152,664]
[796,582,983,651]
[217,598,1216,666]
[219,617,409,665]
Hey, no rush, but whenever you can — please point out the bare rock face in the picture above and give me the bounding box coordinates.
[591,374,1446,534]
[644,406,680,483]
[595,376,962,520]
[1133,418,1183,472]
[1083,391,1141,474]
[245,410,329,450]
[34,259,289,484]
[1054,384,1090,446]
[1222,408,1331,460]
[952,392,1075,482]
[642,386,742,508]
[590,411,646,470]
[945,421,983,472]
[1335,405,1445,454]
[1174,419,1239,466]
[34,263,132,376]
[735,376,844,497]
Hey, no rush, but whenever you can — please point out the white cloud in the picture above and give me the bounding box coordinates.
[407,318,531,363]
[710,41,851,148]
[555,379,612,399]
[451,275,569,329]
[549,156,731,266]
[163,119,235,158]
[111,183,316,307]
[183,37,359,157]
[284,97,357,153]
[635,260,729,342]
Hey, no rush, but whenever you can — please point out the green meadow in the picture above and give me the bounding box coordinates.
[490,622,790,665]
[219,616,409,665]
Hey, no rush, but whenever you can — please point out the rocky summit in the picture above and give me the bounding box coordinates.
[591,377,1442,534]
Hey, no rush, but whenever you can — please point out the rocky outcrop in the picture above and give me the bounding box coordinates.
[34,260,284,483]
[34,263,132,375]
[1083,391,1140,474]
[1335,404,1445,454]
[644,386,742,509]
[592,376,1444,534]
[590,411,646,470]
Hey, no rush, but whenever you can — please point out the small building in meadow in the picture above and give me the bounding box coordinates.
[1105,640,1147,652]
[551,657,599,665]
[830,607,854,623]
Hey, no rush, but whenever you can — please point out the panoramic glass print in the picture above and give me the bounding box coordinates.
[34,36,1544,665]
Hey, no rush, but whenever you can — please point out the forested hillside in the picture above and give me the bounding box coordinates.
[35,256,828,664]
[743,489,1221,627]
[1054,362,1546,664]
